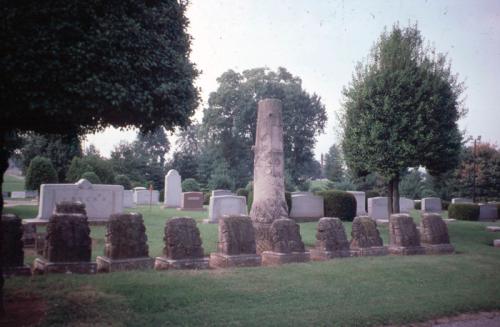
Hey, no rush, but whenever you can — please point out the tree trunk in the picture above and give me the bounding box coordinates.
[0,130,8,316]
[387,179,394,217]
[392,173,400,214]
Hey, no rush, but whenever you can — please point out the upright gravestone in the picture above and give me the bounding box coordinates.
[2,214,31,276]
[250,99,289,253]
[420,213,454,254]
[399,197,415,213]
[289,192,324,222]
[261,218,310,265]
[209,216,261,268]
[479,203,498,221]
[350,216,388,256]
[96,213,154,272]
[133,187,160,205]
[179,192,204,211]
[388,214,425,255]
[33,201,96,274]
[206,195,248,223]
[422,197,442,213]
[164,169,182,208]
[123,190,136,208]
[347,191,367,215]
[451,198,473,204]
[311,217,350,260]
[368,197,389,220]
[154,217,209,269]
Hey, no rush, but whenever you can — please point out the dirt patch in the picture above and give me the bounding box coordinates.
[0,291,47,327]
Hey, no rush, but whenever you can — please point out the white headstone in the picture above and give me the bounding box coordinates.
[37,179,123,220]
[289,192,324,220]
[133,188,160,205]
[11,191,26,199]
[479,203,498,221]
[368,197,389,220]
[208,195,248,223]
[399,197,415,213]
[347,191,366,215]
[422,197,442,213]
[123,190,135,208]
[451,198,473,204]
[211,189,234,197]
[164,169,182,208]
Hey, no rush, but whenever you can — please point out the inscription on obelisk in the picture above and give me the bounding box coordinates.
[250,98,289,253]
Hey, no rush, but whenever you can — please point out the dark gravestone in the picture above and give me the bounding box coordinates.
[209,216,260,268]
[350,216,387,256]
[311,217,350,260]
[97,213,153,272]
[2,214,31,276]
[261,218,309,265]
[155,217,208,269]
[388,214,425,255]
[33,201,96,274]
[420,213,454,254]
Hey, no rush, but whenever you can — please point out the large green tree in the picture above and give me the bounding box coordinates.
[340,24,464,213]
[200,67,327,188]
[0,0,198,314]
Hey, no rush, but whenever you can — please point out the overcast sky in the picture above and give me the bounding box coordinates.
[87,0,500,159]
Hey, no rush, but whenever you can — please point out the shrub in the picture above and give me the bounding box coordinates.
[448,203,480,221]
[203,192,211,205]
[317,190,357,221]
[80,171,101,184]
[414,200,421,210]
[182,178,201,192]
[25,156,58,191]
[115,174,132,189]
[208,173,233,191]
[442,200,450,211]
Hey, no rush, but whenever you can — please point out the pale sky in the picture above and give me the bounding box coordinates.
[86,0,500,159]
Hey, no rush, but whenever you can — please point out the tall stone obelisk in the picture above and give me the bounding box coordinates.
[250,98,289,253]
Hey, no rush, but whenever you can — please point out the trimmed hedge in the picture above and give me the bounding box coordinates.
[448,203,479,221]
[317,190,357,221]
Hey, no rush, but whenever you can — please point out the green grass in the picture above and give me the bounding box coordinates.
[2,174,25,192]
[3,206,500,326]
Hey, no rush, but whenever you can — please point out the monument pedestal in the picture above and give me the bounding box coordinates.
[209,253,261,268]
[96,256,154,273]
[310,249,351,261]
[422,244,455,255]
[3,265,32,277]
[350,246,389,257]
[154,256,209,270]
[261,251,310,266]
[33,258,97,274]
[388,246,426,255]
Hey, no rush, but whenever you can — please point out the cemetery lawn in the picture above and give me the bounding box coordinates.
[3,205,500,327]
[2,174,24,192]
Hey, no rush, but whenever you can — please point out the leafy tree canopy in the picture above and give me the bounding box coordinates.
[25,156,58,191]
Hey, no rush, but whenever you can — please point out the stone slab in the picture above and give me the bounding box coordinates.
[32,258,97,274]
[289,192,324,221]
[123,190,136,208]
[388,246,426,255]
[423,244,455,255]
[37,179,123,220]
[368,197,389,220]
[310,249,351,261]
[133,188,160,205]
[479,204,497,221]
[422,197,442,213]
[400,197,415,213]
[486,226,500,232]
[208,195,248,223]
[376,219,389,225]
[164,169,182,208]
[347,191,367,215]
[494,239,500,248]
[3,265,32,277]
[209,253,261,268]
[179,192,204,211]
[211,190,234,197]
[350,246,388,257]
[452,198,473,204]
[261,251,310,266]
[154,256,209,270]
[96,256,154,273]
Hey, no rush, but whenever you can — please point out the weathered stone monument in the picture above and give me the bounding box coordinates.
[289,192,324,222]
[388,214,425,255]
[209,216,261,268]
[420,213,454,254]
[310,217,350,260]
[33,201,96,274]
[399,197,415,213]
[34,179,123,221]
[250,99,289,253]
[479,203,498,221]
[96,213,154,272]
[422,197,442,213]
[261,218,310,265]
[179,192,204,211]
[1,214,31,276]
[367,197,389,220]
[154,217,208,269]
[347,191,367,215]
[164,169,182,208]
[350,216,388,256]
[133,187,160,205]
[206,195,247,223]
